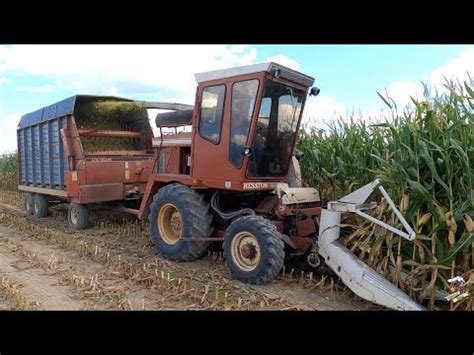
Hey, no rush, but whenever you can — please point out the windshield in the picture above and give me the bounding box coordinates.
[247,80,305,178]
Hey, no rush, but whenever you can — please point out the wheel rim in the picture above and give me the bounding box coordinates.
[70,207,79,225]
[231,231,261,272]
[26,197,32,211]
[158,203,183,245]
[34,200,39,215]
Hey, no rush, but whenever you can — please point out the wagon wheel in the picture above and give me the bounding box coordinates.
[33,194,49,218]
[67,203,91,230]
[25,192,35,215]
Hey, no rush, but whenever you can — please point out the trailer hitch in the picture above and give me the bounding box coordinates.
[318,179,425,310]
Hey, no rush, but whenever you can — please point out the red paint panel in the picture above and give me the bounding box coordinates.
[296,218,317,237]
[290,237,312,253]
[77,183,124,203]
[65,171,79,197]
[84,160,153,185]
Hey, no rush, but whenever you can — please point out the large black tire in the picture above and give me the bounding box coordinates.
[149,183,213,261]
[33,194,49,218]
[67,203,91,230]
[25,192,35,215]
[223,215,285,285]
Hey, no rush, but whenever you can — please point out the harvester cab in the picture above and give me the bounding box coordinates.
[140,62,425,310]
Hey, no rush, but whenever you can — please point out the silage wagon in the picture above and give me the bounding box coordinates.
[16,95,189,229]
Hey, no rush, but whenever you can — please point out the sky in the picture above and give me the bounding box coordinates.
[1,44,473,153]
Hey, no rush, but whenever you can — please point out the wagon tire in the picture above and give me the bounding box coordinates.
[25,192,35,215]
[149,183,213,261]
[223,215,285,285]
[33,194,49,218]
[68,203,91,230]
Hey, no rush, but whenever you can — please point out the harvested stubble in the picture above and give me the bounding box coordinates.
[0,275,41,310]
[0,207,301,310]
[0,234,129,308]
[0,188,23,208]
[0,172,17,191]
[298,80,474,310]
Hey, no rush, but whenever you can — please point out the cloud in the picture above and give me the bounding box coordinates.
[0,113,21,154]
[229,45,248,54]
[0,45,260,153]
[16,84,54,93]
[383,81,426,109]
[354,108,392,124]
[301,96,394,130]
[3,45,472,153]
[0,45,258,103]
[430,48,474,88]
[306,48,474,130]
[378,48,474,109]
[106,86,119,96]
[302,95,346,128]
[265,54,300,70]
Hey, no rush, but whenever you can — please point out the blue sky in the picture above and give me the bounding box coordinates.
[267,45,470,109]
[1,45,473,153]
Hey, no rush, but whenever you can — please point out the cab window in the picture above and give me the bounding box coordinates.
[229,79,259,168]
[198,85,226,144]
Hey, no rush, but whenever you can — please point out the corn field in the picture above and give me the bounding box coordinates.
[298,80,474,310]
[1,81,473,310]
[0,153,17,191]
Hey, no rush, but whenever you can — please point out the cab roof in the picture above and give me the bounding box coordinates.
[194,62,315,87]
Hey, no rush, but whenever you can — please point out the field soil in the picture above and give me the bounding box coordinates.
[0,192,380,310]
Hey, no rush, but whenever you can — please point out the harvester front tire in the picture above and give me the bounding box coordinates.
[33,194,49,218]
[223,215,285,285]
[25,192,35,215]
[149,183,213,261]
[68,203,91,230]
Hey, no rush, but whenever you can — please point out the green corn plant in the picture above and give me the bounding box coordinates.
[298,79,474,310]
[0,153,18,191]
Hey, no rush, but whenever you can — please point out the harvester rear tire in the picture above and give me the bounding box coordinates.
[68,203,91,230]
[25,192,35,215]
[33,194,49,218]
[149,183,213,261]
[223,215,285,285]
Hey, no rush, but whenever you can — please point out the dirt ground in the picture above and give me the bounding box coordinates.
[0,194,381,311]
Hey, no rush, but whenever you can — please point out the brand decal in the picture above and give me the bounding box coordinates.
[243,182,270,190]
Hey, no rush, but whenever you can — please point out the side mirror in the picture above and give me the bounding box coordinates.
[309,87,320,97]
[241,147,252,157]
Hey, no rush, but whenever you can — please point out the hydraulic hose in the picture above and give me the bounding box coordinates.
[210,192,255,220]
